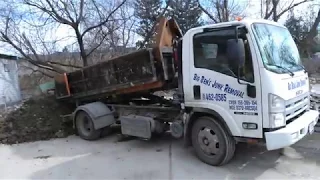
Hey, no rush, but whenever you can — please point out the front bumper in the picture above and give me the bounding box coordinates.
[265,110,319,150]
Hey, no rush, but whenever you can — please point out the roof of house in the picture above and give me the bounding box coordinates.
[0,53,19,61]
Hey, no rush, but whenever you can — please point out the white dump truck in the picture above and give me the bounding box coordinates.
[54,17,319,166]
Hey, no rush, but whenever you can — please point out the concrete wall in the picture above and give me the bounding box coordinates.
[0,58,21,106]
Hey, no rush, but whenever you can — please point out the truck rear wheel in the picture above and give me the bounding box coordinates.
[75,111,102,140]
[191,116,235,166]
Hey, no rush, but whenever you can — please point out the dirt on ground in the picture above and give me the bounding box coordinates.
[0,95,75,144]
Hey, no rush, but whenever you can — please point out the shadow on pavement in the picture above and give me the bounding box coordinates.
[6,132,320,179]
[28,134,281,179]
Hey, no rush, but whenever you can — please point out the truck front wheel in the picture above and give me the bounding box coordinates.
[191,116,235,166]
[75,111,102,140]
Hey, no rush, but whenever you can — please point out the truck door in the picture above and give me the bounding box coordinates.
[184,26,263,138]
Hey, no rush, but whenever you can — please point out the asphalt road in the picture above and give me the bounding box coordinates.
[1,133,320,180]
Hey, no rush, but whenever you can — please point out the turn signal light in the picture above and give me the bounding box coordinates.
[242,122,258,129]
[236,17,242,21]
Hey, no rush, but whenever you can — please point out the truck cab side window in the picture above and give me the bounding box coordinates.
[193,30,254,83]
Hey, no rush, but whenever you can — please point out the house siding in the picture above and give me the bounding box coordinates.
[0,58,21,106]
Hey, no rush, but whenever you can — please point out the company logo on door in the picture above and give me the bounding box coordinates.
[193,73,245,98]
[288,79,306,90]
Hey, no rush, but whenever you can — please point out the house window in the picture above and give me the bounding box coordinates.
[3,64,9,72]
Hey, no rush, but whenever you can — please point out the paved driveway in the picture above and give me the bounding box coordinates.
[1,133,320,179]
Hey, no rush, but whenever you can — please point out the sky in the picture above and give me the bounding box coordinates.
[0,0,316,57]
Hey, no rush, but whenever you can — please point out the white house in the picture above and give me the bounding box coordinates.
[0,54,21,108]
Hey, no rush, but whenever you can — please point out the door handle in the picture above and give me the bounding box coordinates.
[193,85,201,100]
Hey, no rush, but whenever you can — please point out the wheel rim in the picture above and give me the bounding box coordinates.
[197,127,220,156]
[79,115,93,136]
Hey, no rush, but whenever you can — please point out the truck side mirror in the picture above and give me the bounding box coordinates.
[226,39,245,68]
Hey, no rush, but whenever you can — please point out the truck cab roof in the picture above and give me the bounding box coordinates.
[185,18,286,35]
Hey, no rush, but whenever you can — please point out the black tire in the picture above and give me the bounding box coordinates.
[75,111,102,141]
[191,116,235,166]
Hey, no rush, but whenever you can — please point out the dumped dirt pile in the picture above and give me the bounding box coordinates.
[0,95,74,144]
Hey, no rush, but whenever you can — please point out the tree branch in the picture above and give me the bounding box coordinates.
[306,9,320,41]
[23,0,71,25]
[86,30,109,57]
[76,0,84,23]
[198,1,218,23]
[0,32,65,73]
[124,20,135,47]
[276,0,311,20]
[81,0,127,38]
[60,0,75,23]
[20,65,54,78]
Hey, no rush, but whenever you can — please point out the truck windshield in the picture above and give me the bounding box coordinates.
[252,23,303,74]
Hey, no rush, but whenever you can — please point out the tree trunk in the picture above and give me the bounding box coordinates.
[305,9,320,57]
[74,28,88,67]
[272,0,278,21]
[307,10,320,42]
[223,0,228,22]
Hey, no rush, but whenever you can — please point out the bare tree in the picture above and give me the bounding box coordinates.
[105,2,136,56]
[0,0,128,77]
[261,0,314,22]
[85,1,137,64]
[299,8,320,57]
[284,3,320,57]
[199,0,250,23]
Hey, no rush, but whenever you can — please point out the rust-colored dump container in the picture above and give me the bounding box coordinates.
[54,48,175,100]
[54,17,182,101]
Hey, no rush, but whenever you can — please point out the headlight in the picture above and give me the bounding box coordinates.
[268,94,285,113]
[268,94,286,128]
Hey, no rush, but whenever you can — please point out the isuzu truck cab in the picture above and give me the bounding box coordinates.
[179,17,319,164]
[55,17,319,166]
